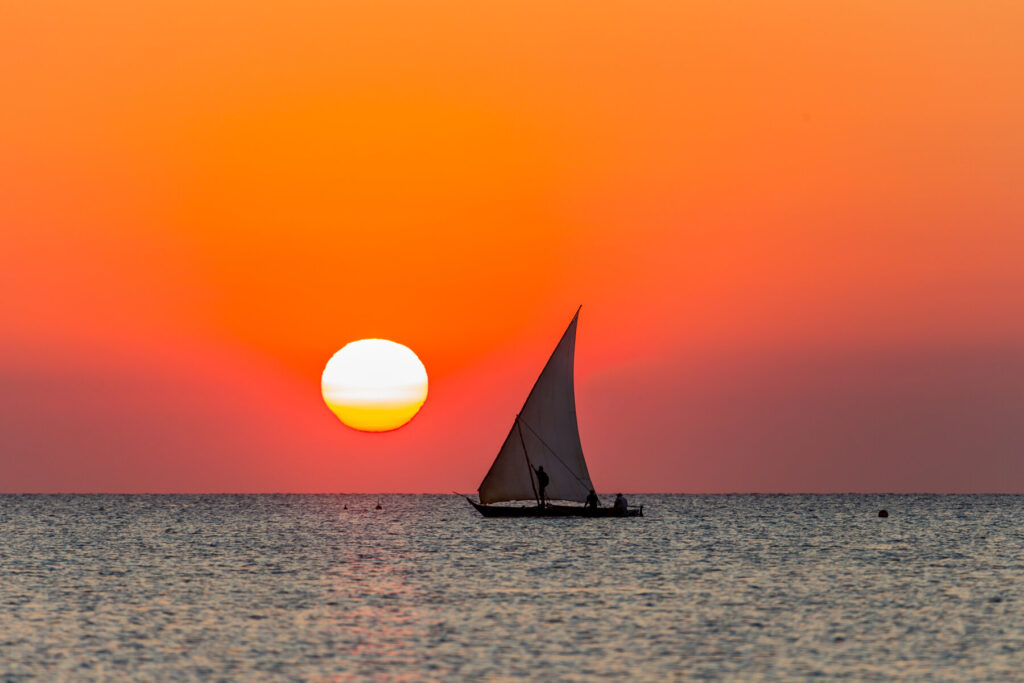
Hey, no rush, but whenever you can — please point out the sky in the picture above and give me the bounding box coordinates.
[3,0,1023,493]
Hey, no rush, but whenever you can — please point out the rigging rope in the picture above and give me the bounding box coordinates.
[517,417,592,493]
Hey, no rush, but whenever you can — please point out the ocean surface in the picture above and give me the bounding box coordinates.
[1,494,1022,680]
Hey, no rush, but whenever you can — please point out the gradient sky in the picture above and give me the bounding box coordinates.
[3,0,1023,492]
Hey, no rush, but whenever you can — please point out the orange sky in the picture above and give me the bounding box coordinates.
[3,0,1023,492]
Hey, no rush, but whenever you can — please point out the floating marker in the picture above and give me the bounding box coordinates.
[878,509,888,518]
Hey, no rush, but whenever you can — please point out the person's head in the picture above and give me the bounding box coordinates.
[538,466,544,472]
[589,489,595,495]
[616,493,623,497]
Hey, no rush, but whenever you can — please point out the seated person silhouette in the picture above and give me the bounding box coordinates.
[613,493,628,515]
[585,489,599,510]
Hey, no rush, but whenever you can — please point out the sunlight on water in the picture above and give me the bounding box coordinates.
[1,495,1022,679]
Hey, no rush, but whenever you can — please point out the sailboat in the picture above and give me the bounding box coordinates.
[467,308,643,518]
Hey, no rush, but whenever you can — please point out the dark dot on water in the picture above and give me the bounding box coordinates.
[834,636,845,643]
[989,596,1003,603]
[878,510,889,517]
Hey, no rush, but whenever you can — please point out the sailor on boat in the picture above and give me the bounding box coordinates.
[534,466,549,507]
[613,493,629,515]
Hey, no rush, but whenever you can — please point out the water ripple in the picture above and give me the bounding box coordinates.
[1,494,1022,679]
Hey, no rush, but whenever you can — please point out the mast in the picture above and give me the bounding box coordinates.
[516,417,540,505]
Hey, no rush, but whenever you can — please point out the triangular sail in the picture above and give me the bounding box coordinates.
[478,309,594,504]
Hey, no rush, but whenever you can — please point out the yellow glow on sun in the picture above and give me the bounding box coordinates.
[321,339,428,432]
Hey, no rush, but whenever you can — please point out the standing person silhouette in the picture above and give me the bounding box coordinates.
[534,466,549,507]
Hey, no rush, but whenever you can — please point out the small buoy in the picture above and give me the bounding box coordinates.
[878,509,888,518]
[375,497,383,510]
[343,504,347,510]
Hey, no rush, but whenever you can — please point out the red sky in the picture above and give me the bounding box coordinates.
[3,0,1024,492]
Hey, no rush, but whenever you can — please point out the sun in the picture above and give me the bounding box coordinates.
[321,339,428,432]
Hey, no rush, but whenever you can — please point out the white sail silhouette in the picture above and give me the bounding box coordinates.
[478,308,595,505]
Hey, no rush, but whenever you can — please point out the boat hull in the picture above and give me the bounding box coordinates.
[468,498,643,518]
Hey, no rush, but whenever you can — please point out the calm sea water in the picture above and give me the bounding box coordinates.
[1,494,1022,680]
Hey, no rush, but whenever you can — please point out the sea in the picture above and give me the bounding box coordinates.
[1,494,1022,681]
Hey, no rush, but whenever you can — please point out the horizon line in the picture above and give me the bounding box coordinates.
[2,491,1022,496]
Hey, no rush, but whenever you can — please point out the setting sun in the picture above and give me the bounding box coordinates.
[321,339,428,432]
